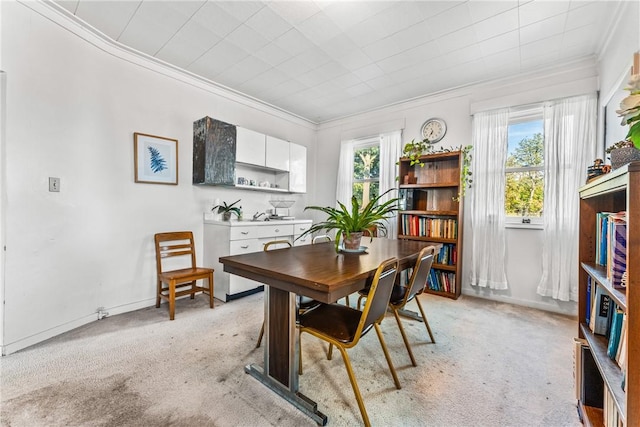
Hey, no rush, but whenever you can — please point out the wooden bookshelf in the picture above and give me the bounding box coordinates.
[577,161,639,426]
[397,150,463,299]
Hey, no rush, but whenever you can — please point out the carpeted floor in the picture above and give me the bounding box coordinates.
[0,292,582,426]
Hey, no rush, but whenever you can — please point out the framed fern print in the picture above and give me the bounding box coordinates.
[134,133,178,185]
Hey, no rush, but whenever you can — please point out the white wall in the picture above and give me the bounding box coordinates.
[317,59,601,316]
[0,1,316,354]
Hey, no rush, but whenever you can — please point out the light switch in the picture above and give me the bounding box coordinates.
[49,177,60,192]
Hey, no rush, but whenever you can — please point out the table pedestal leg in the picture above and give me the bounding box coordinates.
[245,286,327,426]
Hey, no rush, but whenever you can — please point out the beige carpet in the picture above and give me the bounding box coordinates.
[0,292,581,426]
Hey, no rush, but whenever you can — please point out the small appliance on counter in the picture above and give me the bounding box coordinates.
[268,200,295,220]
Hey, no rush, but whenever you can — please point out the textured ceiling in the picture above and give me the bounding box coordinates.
[52,0,620,123]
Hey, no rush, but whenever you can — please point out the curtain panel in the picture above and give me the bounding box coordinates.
[537,93,597,301]
[379,131,402,239]
[470,109,509,289]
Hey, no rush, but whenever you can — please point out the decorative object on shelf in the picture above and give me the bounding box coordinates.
[616,72,640,149]
[403,171,417,184]
[212,199,242,221]
[134,132,178,185]
[586,158,611,183]
[399,138,433,168]
[297,189,399,252]
[420,118,447,143]
[606,140,640,169]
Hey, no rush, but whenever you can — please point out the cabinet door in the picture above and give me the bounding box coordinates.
[265,135,290,171]
[289,142,307,193]
[236,126,265,166]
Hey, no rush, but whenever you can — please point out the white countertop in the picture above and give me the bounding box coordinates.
[204,217,312,226]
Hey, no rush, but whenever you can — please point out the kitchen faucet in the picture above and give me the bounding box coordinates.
[253,212,266,220]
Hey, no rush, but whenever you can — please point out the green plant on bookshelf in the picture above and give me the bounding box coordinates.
[454,145,473,201]
[399,138,433,168]
[617,74,640,149]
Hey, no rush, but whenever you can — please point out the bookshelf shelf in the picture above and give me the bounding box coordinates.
[397,151,464,299]
[577,161,639,426]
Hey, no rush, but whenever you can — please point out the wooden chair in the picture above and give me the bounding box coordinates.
[298,258,401,427]
[154,231,214,320]
[388,246,437,366]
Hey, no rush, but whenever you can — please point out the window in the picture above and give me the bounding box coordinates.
[352,140,380,207]
[505,107,544,225]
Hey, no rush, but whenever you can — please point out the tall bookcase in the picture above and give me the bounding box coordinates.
[397,150,463,299]
[577,161,638,426]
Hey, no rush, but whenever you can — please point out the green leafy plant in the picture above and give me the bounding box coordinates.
[617,74,640,149]
[455,145,473,201]
[298,189,399,252]
[212,199,242,219]
[400,138,432,167]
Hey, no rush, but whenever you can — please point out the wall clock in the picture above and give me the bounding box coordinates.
[421,118,447,143]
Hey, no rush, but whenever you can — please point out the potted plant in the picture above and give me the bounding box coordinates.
[400,138,432,168]
[298,189,399,252]
[212,199,242,221]
[613,74,640,168]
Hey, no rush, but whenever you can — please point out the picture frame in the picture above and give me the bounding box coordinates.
[134,132,178,185]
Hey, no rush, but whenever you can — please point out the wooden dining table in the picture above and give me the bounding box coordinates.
[219,237,437,425]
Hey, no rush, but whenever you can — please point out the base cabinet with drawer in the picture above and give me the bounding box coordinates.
[204,219,312,302]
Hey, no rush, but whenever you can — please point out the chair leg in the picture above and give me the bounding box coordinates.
[392,307,417,367]
[357,294,365,310]
[415,297,435,343]
[208,273,214,309]
[169,280,176,320]
[256,322,264,348]
[156,279,162,308]
[344,294,350,307]
[335,345,371,427]
[298,331,303,375]
[190,280,196,299]
[374,323,401,390]
[327,343,334,360]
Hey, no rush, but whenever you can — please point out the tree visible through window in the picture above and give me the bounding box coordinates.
[353,143,380,208]
[505,115,544,221]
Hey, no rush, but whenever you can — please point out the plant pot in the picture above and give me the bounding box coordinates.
[342,232,363,250]
[610,146,640,169]
[222,211,232,221]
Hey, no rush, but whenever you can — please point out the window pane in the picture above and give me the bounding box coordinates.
[353,146,380,180]
[352,181,379,208]
[507,120,544,167]
[505,170,544,217]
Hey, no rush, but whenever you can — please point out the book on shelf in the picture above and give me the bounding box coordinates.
[589,286,611,335]
[400,214,458,239]
[603,383,623,427]
[427,269,456,293]
[607,212,627,289]
[596,212,613,266]
[615,313,627,368]
[585,276,592,325]
[607,307,624,360]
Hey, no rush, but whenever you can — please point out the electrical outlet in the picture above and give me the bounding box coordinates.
[49,177,60,192]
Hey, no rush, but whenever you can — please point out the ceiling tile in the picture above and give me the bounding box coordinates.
[332,49,373,72]
[225,24,270,53]
[320,1,379,31]
[520,34,563,60]
[519,14,566,45]
[467,1,519,23]
[191,2,243,39]
[440,44,484,69]
[296,11,343,45]
[253,42,292,67]
[217,55,272,85]
[473,8,519,41]
[155,19,221,68]
[187,40,249,77]
[278,56,315,79]
[426,2,473,39]
[478,30,519,57]
[245,5,292,41]
[414,1,465,20]
[519,0,570,27]
[118,1,205,55]
[352,63,385,82]
[75,1,141,40]
[267,1,322,25]
[215,1,265,22]
[273,29,315,57]
[436,26,479,55]
[362,22,433,62]
[565,2,610,31]
[318,34,360,59]
[296,47,331,69]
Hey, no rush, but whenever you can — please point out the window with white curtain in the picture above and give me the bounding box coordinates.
[505,106,544,226]
[352,138,380,208]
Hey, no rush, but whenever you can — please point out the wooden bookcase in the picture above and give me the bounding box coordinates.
[577,161,639,426]
[397,151,463,299]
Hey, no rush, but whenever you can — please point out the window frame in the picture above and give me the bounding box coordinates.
[505,105,544,228]
[351,137,381,206]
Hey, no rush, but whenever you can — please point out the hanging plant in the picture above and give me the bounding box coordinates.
[455,145,473,201]
[400,138,433,167]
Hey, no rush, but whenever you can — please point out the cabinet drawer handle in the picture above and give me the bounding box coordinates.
[240,245,249,249]
[241,231,249,235]
[275,229,280,232]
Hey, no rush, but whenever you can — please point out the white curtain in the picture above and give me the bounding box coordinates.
[379,130,402,239]
[537,93,597,301]
[336,139,354,207]
[470,108,509,289]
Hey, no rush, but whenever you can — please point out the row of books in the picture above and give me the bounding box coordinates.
[434,243,457,266]
[400,215,458,239]
[604,383,624,427]
[587,279,627,372]
[595,211,627,288]
[426,269,455,293]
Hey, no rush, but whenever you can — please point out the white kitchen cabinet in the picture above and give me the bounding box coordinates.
[204,219,312,301]
[265,135,290,171]
[236,126,266,166]
[289,142,307,193]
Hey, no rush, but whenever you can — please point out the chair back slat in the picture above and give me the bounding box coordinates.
[406,246,436,302]
[154,231,197,273]
[359,258,398,333]
[263,240,292,251]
